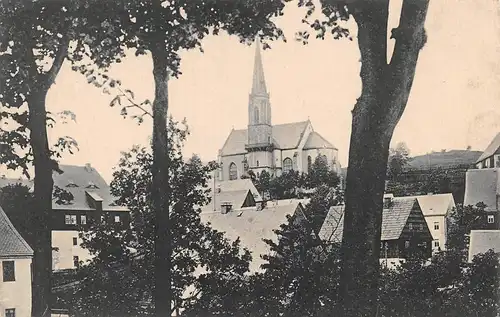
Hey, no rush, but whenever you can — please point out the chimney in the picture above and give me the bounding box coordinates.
[221,202,232,214]
[84,163,92,172]
[383,194,394,209]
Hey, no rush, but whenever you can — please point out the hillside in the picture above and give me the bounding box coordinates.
[406,150,482,170]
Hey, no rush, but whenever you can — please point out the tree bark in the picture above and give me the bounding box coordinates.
[151,47,171,317]
[338,1,429,316]
[28,89,54,317]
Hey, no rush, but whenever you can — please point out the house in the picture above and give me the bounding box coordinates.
[397,193,455,252]
[0,205,34,317]
[0,164,130,271]
[319,196,433,268]
[463,168,500,230]
[468,230,500,262]
[216,40,340,181]
[201,199,306,272]
[474,132,500,169]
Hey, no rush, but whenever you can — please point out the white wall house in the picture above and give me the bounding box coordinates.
[0,205,34,317]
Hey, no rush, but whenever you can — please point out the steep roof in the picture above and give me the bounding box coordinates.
[464,168,500,211]
[411,193,455,217]
[319,197,418,243]
[303,131,337,150]
[476,132,500,163]
[220,121,310,156]
[0,165,128,212]
[214,190,255,210]
[216,178,262,202]
[201,200,303,272]
[0,205,33,258]
[468,230,500,262]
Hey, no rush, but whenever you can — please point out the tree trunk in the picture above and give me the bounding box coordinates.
[151,48,171,317]
[28,89,54,317]
[338,1,429,316]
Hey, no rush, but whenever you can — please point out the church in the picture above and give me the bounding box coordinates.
[217,40,340,181]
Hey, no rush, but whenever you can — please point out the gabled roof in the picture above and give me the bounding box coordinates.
[476,132,500,163]
[216,178,262,202]
[468,230,500,262]
[216,190,255,210]
[201,200,303,272]
[220,121,310,156]
[464,168,500,211]
[0,205,33,258]
[319,197,418,243]
[303,131,337,150]
[0,165,128,212]
[410,193,455,217]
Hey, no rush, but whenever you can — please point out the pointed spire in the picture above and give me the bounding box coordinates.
[252,37,267,95]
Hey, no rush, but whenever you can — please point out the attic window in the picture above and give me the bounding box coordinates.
[86,181,99,189]
[66,180,78,188]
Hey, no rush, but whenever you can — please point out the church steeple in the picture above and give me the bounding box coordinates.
[252,39,267,95]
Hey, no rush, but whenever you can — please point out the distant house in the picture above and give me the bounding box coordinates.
[0,205,34,317]
[402,193,456,252]
[468,230,500,262]
[0,164,130,271]
[463,168,500,230]
[201,199,306,272]
[319,196,433,268]
[475,132,500,169]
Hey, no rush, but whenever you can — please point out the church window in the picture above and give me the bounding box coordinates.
[229,163,238,180]
[254,107,259,123]
[307,156,312,172]
[283,158,293,174]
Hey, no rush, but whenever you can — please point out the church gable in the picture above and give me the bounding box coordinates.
[303,131,337,150]
[221,129,248,156]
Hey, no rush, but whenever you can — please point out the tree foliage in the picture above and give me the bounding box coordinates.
[387,142,410,180]
[67,117,251,316]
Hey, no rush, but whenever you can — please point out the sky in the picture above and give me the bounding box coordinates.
[3,0,500,183]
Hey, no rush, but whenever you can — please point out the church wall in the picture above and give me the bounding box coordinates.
[302,148,340,174]
[248,151,273,170]
[281,148,302,173]
[221,154,246,180]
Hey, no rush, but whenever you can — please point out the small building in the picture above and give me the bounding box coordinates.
[463,168,500,230]
[0,205,34,317]
[468,230,500,262]
[474,132,500,169]
[398,193,455,253]
[201,199,305,272]
[319,196,433,268]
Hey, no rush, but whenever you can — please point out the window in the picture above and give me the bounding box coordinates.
[488,215,495,224]
[73,256,79,268]
[256,160,260,167]
[114,215,120,223]
[434,240,440,248]
[81,215,87,225]
[5,309,15,317]
[408,223,413,230]
[307,156,312,172]
[72,237,78,246]
[101,215,105,224]
[254,107,259,123]
[228,163,238,180]
[283,158,293,174]
[434,222,439,230]
[2,261,15,282]
[404,241,410,249]
[65,214,77,225]
[419,223,424,231]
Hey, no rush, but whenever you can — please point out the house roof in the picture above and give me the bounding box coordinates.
[201,200,303,272]
[468,230,500,262]
[476,132,500,163]
[220,121,310,156]
[319,197,418,243]
[410,193,455,217]
[216,178,262,202]
[213,190,254,211]
[0,164,128,212]
[303,131,337,150]
[0,205,33,258]
[464,168,500,211]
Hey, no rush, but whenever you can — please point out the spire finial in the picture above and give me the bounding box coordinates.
[252,37,267,95]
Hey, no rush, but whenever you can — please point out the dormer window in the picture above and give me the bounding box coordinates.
[85,181,99,189]
[66,180,78,188]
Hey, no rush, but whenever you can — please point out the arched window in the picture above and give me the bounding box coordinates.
[229,163,238,180]
[307,156,312,171]
[283,158,293,174]
[254,107,260,123]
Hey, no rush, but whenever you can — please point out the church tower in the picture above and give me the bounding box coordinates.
[245,39,274,172]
